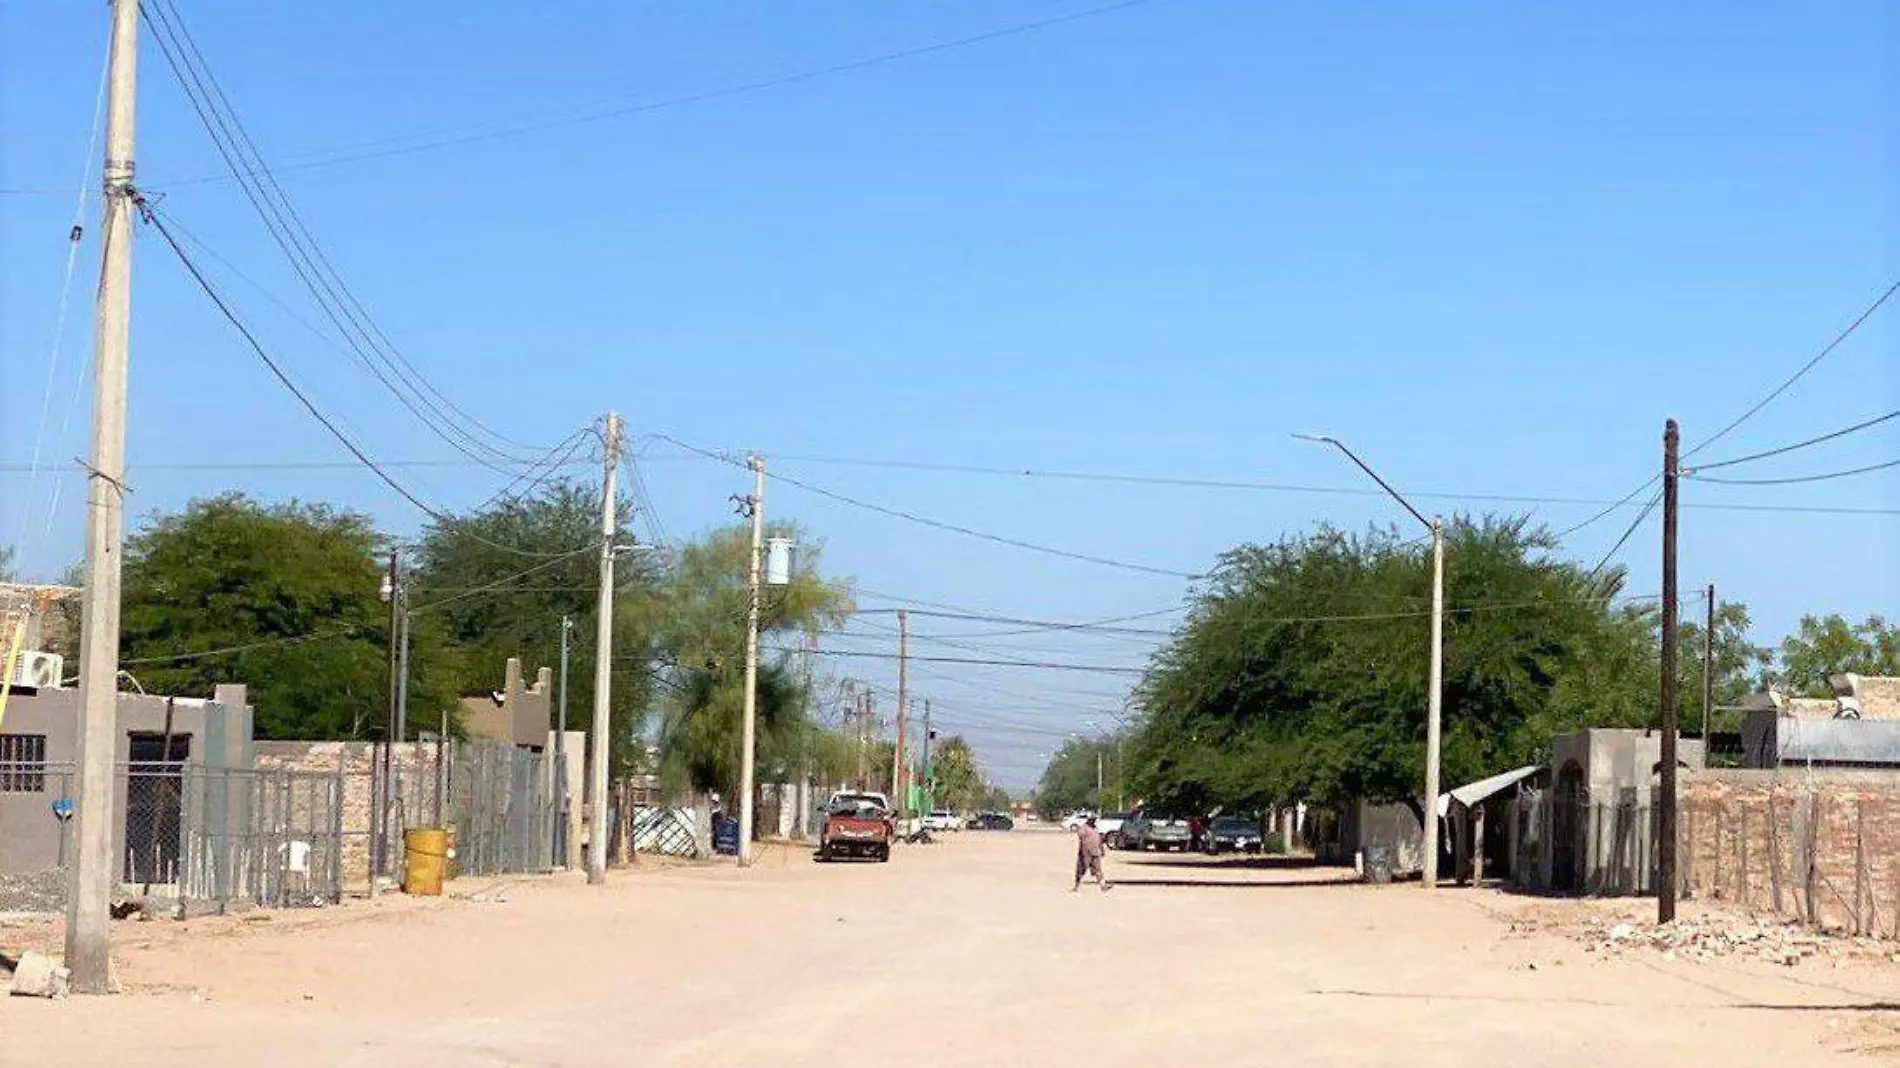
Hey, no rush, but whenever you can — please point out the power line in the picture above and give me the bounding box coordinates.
[1685,279,1900,459]
[140,205,591,560]
[1688,456,1900,487]
[789,647,1149,676]
[656,436,1203,580]
[141,0,543,470]
[1687,408,1900,474]
[149,0,1165,188]
[1587,489,1664,578]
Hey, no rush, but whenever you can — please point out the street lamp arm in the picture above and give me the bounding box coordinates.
[1292,433,1432,532]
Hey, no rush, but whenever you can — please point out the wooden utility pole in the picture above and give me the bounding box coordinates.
[737,454,765,867]
[1701,584,1717,743]
[1659,418,1681,923]
[586,413,621,885]
[66,0,140,994]
[893,610,909,819]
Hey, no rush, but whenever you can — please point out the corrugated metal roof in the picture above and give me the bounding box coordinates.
[1437,765,1544,817]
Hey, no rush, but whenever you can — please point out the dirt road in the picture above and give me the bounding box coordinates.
[6,829,1900,1066]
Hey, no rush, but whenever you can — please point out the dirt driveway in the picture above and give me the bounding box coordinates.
[5,829,1900,1066]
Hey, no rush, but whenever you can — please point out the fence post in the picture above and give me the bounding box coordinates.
[1767,794,1784,916]
[1806,792,1822,927]
[1855,799,1867,937]
[1739,806,1750,910]
[1684,801,1695,899]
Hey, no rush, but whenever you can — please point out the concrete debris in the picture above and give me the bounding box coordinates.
[8,951,70,998]
[1581,914,1853,966]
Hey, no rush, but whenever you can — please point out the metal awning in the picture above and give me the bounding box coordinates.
[1436,765,1544,817]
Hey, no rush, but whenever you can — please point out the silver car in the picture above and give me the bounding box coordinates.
[1124,813,1192,852]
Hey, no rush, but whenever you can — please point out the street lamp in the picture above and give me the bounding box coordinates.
[1295,433,1446,890]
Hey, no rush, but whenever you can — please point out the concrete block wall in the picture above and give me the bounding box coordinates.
[254,741,443,894]
[1684,771,1900,936]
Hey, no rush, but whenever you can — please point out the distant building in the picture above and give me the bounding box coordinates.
[1740,674,1900,769]
[457,657,554,751]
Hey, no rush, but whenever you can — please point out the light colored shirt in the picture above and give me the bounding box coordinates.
[1076,824,1105,858]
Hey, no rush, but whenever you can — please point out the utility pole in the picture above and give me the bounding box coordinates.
[893,610,909,820]
[921,700,933,814]
[557,615,572,868]
[1659,419,1681,923]
[737,454,766,867]
[1425,518,1444,890]
[1702,584,1716,743]
[586,413,621,886]
[395,603,411,743]
[376,550,400,894]
[65,0,139,996]
[1295,434,1446,890]
[1097,750,1105,805]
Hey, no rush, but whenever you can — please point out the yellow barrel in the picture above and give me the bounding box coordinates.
[403,828,449,896]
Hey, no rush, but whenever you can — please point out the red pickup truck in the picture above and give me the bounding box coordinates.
[818,792,894,862]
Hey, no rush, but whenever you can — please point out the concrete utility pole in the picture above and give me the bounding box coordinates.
[1296,433,1446,889]
[587,413,622,886]
[557,615,572,868]
[1097,750,1105,803]
[1702,584,1716,743]
[1659,419,1682,923]
[737,455,766,867]
[892,610,909,819]
[65,0,139,995]
[375,550,400,893]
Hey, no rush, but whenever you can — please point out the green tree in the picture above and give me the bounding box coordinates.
[1126,516,1674,814]
[118,494,447,739]
[650,523,852,817]
[0,545,15,582]
[411,480,659,766]
[927,735,986,812]
[1034,735,1117,819]
[1779,614,1900,696]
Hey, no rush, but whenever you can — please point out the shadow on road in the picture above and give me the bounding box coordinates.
[1119,854,1326,872]
[1111,875,1361,890]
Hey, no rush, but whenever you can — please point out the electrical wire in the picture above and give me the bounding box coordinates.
[1586,488,1664,579]
[12,42,110,562]
[150,0,1165,188]
[1687,408,1900,474]
[657,435,1203,580]
[1685,279,1900,459]
[1687,456,1900,487]
[141,0,544,470]
[140,205,593,559]
[786,647,1148,675]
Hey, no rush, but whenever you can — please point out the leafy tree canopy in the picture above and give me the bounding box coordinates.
[1124,516,1674,813]
[1779,614,1900,697]
[117,493,445,740]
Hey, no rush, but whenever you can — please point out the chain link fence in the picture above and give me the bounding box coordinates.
[0,760,343,912]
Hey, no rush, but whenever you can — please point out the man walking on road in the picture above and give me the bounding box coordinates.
[1073,816,1110,892]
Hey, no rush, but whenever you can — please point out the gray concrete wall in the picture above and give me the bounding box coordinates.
[0,685,251,875]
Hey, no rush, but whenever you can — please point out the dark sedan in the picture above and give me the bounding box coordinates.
[965,812,1015,831]
[1203,815,1265,855]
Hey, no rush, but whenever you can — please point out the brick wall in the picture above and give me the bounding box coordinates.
[254,741,444,894]
[1684,771,1900,937]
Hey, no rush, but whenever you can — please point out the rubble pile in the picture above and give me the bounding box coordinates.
[1581,913,1879,967]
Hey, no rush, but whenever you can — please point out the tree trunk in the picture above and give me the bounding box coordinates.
[693,791,714,858]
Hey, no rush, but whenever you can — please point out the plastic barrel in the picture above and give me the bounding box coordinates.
[403,828,449,896]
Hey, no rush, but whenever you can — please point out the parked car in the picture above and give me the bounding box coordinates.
[966,811,1014,831]
[1123,812,1191,852]
[818,795,895,862]
[924,810,961,832]
[1203,815,1265,855]
[1096,811,1132,848]
[1061,811,1097,831]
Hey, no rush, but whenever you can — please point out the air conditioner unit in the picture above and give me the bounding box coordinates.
[11,651,64,690]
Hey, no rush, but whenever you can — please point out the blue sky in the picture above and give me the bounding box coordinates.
[3,1,1895,789]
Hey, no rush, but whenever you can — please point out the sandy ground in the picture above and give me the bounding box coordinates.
[6,829,1900,1067]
